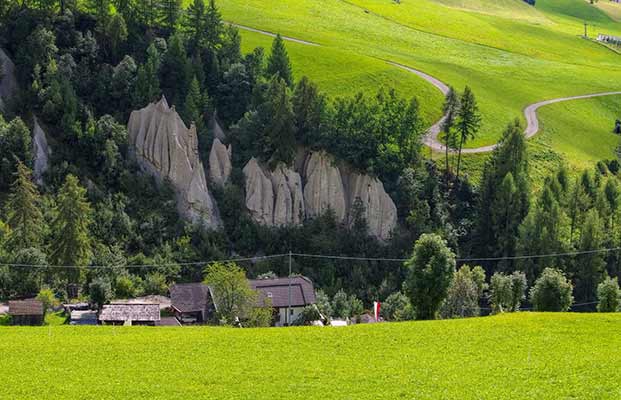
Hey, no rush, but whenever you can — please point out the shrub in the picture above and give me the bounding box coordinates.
[490,271,527,313]
[89,277,113,310]
[405,233,456,320]
[597,276,620,312]
[36,288,59,313]
[529,268,573,312]
[441,265,486,319]
[143,273,168,296]
[383,291,415,321]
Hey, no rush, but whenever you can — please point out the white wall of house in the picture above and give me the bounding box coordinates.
[275,306,305,326]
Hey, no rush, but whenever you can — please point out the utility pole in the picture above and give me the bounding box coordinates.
[584,21,588,38]
[287,250,292,326]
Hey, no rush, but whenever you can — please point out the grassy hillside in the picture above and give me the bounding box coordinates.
[210,0,621,149]
[1,313,620,399]
[239,30,444,125]
[533,94,621,172]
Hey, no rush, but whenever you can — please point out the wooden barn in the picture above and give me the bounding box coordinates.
[8,300,45,326]
[98,303,160,326]
[169,283,217,324]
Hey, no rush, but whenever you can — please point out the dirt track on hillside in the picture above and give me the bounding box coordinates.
[230,23,621,154]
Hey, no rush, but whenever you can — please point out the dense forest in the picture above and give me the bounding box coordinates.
[0,0,620,317]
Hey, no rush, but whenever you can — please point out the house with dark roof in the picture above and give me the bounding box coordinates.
[98,303,160,326]
[249,276,317,326]
[8,300,45,326]
[169,283,217,324]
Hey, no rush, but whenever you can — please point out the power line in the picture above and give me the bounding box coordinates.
[2,247,621,269]
[0,254,289,269]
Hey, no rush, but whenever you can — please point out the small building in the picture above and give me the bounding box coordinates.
[249,276,317,326]
[8,300,44,326]
[169,283,217,324]
[98,303,160,326]
[70,310,98,326]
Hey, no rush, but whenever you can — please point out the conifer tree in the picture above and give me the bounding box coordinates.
[266,34,293,86]
[440,87,460,182]
[263,76,296,166]
[476,120,529,263]
[50,175,93,284]
[157,0,181,32]
[292,76,325,145]
[574,209,606,302]
[5,162,44,252]
[183,76,203,127]
[133,43,162,107]
[160,33,190,106]
[455,86,481,180]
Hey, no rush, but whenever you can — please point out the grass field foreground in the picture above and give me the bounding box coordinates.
[1,313,621,399]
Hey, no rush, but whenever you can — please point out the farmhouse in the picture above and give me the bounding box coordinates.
[170,283,217,324]
[98,303,160,326]
[250,276,317,326]
[8,300,44,326]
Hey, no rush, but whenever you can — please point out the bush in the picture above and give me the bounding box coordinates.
[143,273,168,296]
[382,291,415,321]
[331,289,363,319]
[529,268,573,312]
[405,233,456,320]
[441,265,484,319]
[490,271,527,313]
[292,305,322,326]
[36,288,59,313]
[89,277,113,310]
[597,276,620,312]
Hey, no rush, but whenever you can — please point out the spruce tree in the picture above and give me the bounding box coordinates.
[455,86,481,180]
[5,162,44,252]
[476,120,529,264]
[263,77,297,166]
[266,34,293,86]
[160,33,189,106]
[184,0,207,51]
[183,76,203,127]
[157,0,182,32]
[574,209,606,302]
[292,76,325,145]
[440,87,460,182]
[50,175,93,284]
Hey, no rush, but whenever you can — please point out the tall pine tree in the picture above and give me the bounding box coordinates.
[50,175,93,284]
[5,162,44,252]
[266,34,293,86]
[455,86,481,180]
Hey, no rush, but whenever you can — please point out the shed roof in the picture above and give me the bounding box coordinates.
[170,283,213,313]
[249,276,316,308]
[8,300,44,316]
[98,303,160,322]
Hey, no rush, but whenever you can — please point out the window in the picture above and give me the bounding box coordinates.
[290,309,294,315]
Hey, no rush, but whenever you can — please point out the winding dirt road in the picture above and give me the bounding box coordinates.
[232,23,621,154]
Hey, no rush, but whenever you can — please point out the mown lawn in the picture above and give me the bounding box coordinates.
[1,313,620,399]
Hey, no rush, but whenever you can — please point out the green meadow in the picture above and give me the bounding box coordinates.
[533,95,621,173]
[210,0,621,149]
[1,313,620,399]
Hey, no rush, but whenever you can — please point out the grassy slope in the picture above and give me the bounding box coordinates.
[2,313,621,399]
[214,0,621,149]
[533,95,621,172]
[239,30,444,125]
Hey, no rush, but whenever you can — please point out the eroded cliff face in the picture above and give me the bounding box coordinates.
[33,117,50,186]
[128,97,220,228]
[243,157,274,226]
[345,172,398,241]
[303,151,347,223]
[209,138,232,187]
[241,150,397,240]
[0,48,17,112]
